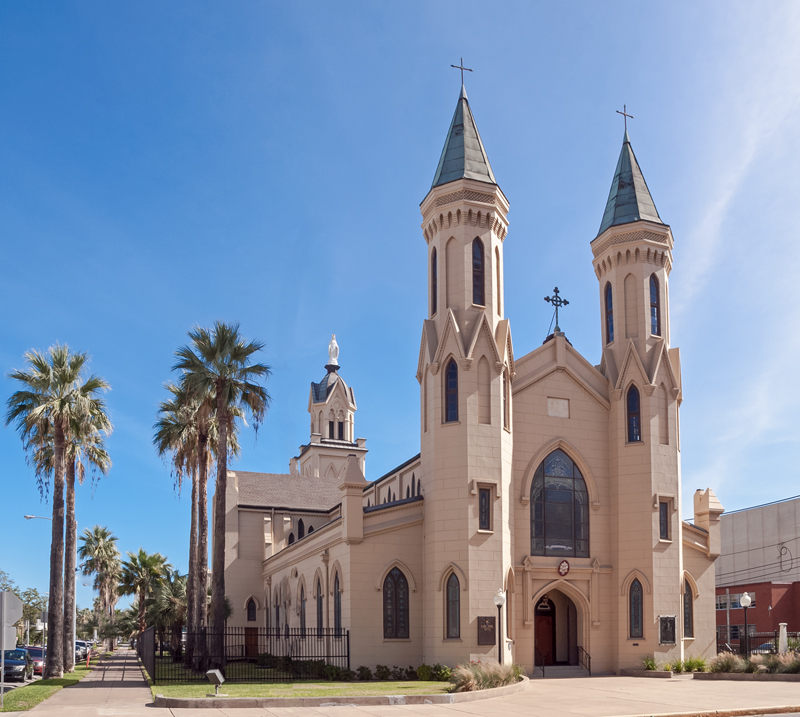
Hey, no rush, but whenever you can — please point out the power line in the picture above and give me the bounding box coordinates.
[718,535,800,558]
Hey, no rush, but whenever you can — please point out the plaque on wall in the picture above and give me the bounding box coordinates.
[659,616,676,645]
[477,616,496,645]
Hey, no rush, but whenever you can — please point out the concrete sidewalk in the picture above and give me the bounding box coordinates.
[12,649,800,717]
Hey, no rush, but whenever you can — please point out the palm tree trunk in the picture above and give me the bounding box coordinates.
[44,421,66,679]
[211,387,228,665]
[63,457,77,673]
[195,431,209,668]
[138,588,146,636]
[185,466,198,665]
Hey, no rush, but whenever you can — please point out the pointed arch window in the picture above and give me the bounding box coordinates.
[274,591,280,631]
[530,449,589,557]
[650,274,661,336]
[627,385,642,443]
[298,519,305,540]
[246,598,256,622]
[334,572,342,636]
[431,248,438,316]
[316,579,324,633]
[445,359,458,423]
[472,238,485,305]
[684,579,694,638]
[630,579,644,638]
[383,567,410,639]
[299,585,307,635]
[605,282,614,344]
[446,573,460,638]
[288,532,295,545]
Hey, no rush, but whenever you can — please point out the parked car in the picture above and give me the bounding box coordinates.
[75,641,89,659]
[3,649,34,682]
[21,646,45,675]
[752,642,776,654]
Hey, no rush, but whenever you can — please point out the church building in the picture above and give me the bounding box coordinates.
[221,83,724,675]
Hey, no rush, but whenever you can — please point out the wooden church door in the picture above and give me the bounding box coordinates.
[534,595,555,666]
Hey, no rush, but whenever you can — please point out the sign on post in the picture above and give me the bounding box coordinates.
[1,591,25,708]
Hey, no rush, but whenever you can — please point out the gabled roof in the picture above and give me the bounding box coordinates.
[431,85,497,189]
[597,130,663,236]
[234,471,342,512]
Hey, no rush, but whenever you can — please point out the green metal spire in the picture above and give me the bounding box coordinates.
[597,130,663,236]
[431,86,497,189]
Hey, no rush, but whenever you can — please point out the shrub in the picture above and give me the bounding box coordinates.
[356,665,373,681]
[323,664,341,681]
[745,655,767,674]
[390,665,406,680]
[666,660,684,673]
[512,663,525,682]
[292,659,326,679]
[416,663,433,681]
[405,666,418,680]
[448,661,522,692]
[375,664,391,681]
[340,668,356,681]
[642,656,657,671]
[683,657,708,673]
[710,652,746,673]
[431,663,452,681]
[779,654,800,674]
[256,652,278,668]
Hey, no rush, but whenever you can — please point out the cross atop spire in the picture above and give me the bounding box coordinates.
[450,57,473,89]
[616,104,634,134]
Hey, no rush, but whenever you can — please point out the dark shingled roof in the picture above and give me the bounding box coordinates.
[597,130,663,236]
[311,371,345,404]
[233,470,342,512]
[431,85,496,189]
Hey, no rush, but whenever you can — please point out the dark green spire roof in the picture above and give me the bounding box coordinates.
[431,85,496,189]
[597,130,663,236]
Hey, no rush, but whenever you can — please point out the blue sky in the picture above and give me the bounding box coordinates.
[2,1,799,609]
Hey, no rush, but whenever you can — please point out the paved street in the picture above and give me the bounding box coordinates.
[7,649,800,717]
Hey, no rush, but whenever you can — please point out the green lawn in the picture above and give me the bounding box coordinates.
[153,680,450,699]
[0,662,96,712]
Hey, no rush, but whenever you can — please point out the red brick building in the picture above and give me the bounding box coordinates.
[715,580,800,645]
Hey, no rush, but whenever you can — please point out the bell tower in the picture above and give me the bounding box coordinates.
[417,82,514,665]
[591,128,685,664]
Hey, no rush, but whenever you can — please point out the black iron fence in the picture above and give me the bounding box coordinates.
[142,627,350,684]
[137,626,155,680]
[718,630,800,655]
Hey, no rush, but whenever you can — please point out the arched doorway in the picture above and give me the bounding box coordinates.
[534,590,579,666]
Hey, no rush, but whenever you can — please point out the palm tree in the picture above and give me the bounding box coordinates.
[6,344,110,678]
[79,526,121,649]
[174,322,271,661]
[118,549,169,635]
[152,569,187,662]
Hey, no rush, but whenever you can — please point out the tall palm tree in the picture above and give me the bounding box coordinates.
[174,322,271,661]
[6,345,109,678]
[151,568,187,662]
[118,549,169,635]
[79,526,121,649]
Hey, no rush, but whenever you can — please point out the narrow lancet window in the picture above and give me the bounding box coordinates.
[446,573,460,638]
[605,282,614,343]
[383,567,410,639]
[445,359,458,423]
[334,572,342,636]
[472,238,485,306]
[627,385,641,442]
[431,248,438,316]
[684,579,694,638]
[650,274,661,336]
[316,579,323,632]
[630,579,643,638]
[246,598,256,622]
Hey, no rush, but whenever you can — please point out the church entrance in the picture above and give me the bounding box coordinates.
[534,590,579,666]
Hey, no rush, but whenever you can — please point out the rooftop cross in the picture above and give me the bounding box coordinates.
[616,104,634,133]
[450,57,473,88]
[544,287,569,333]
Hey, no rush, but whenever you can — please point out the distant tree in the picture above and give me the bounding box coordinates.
[79,525,121,649]
[118,548,169,635]
[0,569,17,593]
[174,322,270,662]
[6,344,109,678]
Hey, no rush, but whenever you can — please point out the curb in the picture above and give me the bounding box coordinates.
[693,672,800,682]
[607,707,800,717]
[153,675,528,708]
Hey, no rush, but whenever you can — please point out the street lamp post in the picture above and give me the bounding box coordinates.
[493,589,506,666]
[740,592,752,658]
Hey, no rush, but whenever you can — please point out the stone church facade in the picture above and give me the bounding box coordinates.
[221,85,724,674]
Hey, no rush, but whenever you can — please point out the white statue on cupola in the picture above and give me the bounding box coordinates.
[328,334,339,368]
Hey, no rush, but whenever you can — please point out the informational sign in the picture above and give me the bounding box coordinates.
[477,616,496,645]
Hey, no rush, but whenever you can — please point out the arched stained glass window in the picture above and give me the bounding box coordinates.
[684,579,694,638]
[298,519,305,540]
[316,579,323,633]
[274,592,280,631]
[300,585,306,635]
[627,385,641,442]
[288,532,295,545]
[630,579,643,638]
[530,449,589,558]
[472,238,485,305]
[334,572,342,636]
[605,282,614,344]
[431,248,438,316]
[445,359,458,423]
[383,567,410,639]
[650,274,661,336]
[446,573,460,639]
[246,598,256,622]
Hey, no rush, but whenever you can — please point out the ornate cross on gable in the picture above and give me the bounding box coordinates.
[450,57,473,86]
[616,104,634,133]
[544,287,569,333]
